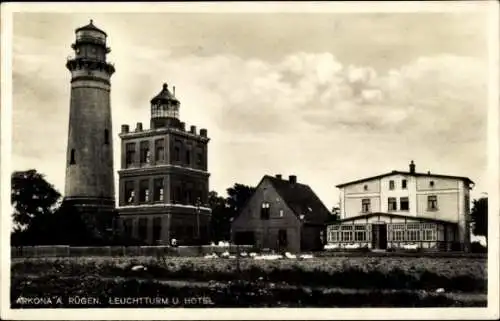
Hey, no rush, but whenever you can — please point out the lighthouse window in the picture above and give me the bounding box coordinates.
[104,129,109,145]
[70,149,76,165]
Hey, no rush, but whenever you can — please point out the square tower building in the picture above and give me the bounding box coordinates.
[117,83,211,245]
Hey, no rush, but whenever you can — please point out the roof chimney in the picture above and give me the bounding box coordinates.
[173,86,176,96]
[275,174,282,180]
[289,175,297,184]
[409,160,415,174]
[135,122,143,132]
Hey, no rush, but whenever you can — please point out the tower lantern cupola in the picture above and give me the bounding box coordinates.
[150,83,181,129]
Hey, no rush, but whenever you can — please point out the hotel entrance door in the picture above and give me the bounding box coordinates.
[371,223,388,250]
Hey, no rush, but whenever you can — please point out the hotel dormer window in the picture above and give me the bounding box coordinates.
[361,199,371,213]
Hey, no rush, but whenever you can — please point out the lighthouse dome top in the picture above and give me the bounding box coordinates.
[75,19,107,37]
[151,83,179,104]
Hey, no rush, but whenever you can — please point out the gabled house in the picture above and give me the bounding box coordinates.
[327,161,474,252]
[231,174,331,253]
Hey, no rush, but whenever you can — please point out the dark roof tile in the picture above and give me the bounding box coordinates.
[264,175,331,224]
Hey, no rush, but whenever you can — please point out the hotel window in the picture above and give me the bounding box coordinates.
[363,184,368,191]
[279,209,284,217]
[429,181,435,187]
[406,229,420,241]
[393,230,405,241]
[402,179,407,189]
[261,202,270,220]
[361,199,371,213]
[153,178,164,202]
[342,231,352,241]
[388,197,397,211]
[125,143,136,167]
[140,141,150,164]
[389,180,395,190]
[139,180,149,203]
[185,149,191,165]
[354,225,367,241]
[390,224,405,241]
[125,181,135,204]
[400,197,409,211]
[427,195,438,211]
[421,223,436,241]
[155,139,164,162]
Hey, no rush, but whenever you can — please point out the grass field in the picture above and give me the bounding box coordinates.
[11,255,487,308]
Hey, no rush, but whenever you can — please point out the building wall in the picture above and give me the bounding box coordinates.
[118,205,211,245]
[118,122,210,245]
[65,75,114,201]
[338,173,471,248]
[326,214,458,251]
[231,178,301,252]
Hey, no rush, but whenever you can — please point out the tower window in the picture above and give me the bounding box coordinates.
[125,181,135,204]
[70,149,76,165]
[155,139,165,162]
[174,146,180,162]
[139,180,150,203]
[153,178,164,202]
[152,217,162,244]
[125,143,136,168]
[140,141,150,164]
[104,129,110,145]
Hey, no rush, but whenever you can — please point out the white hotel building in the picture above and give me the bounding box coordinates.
[327,161,474,252]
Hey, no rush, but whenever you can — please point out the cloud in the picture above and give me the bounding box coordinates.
[11,31,489,209]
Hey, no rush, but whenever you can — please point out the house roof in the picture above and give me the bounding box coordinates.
[262,175,331,224]
[335,170,474,188]
[333,212,458,225]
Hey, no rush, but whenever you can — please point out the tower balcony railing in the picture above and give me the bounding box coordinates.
[66,56,115,68]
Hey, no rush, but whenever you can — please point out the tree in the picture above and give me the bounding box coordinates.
[11,169,61,230]
[208,183,256,243]
[471,196,488,244]
[11,169,136,246]
[208,191,231,242]
[226,183,256,213]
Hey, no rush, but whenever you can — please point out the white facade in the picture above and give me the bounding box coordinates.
[334,164,473,250]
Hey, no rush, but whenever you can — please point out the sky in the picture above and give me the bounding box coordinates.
[11,8,492,209]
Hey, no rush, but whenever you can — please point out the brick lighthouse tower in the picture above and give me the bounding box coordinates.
[62,20,116,224]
